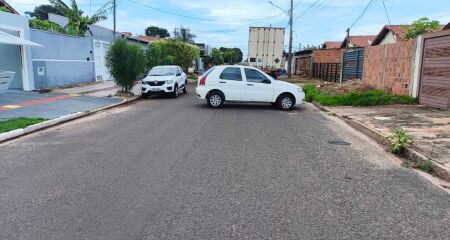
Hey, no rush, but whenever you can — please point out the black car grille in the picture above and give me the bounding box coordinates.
[146,81,165,86]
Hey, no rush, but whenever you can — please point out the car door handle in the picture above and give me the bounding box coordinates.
[247,84,254,86]
[219,81,226,84]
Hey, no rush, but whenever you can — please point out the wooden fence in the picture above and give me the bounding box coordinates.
[312,63,341,82]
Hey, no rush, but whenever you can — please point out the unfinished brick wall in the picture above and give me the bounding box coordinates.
[362,40,416,96]
[313,49,344,63]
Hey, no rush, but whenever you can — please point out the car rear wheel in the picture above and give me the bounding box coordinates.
[276,94,295,111]
[183,82,188,94]
[207,92,224,108]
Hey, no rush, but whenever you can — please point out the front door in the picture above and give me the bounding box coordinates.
[217,67,246,100]
[243,68,273,102]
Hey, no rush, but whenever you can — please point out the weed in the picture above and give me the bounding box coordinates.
[387,128,413,154]
[0,117,47,133]
[418,160,434,173]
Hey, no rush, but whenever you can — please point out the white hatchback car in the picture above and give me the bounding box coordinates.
[196,66,305,110]
[141,65,187,98]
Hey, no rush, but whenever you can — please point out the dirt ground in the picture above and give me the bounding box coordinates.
[329,105,450,168]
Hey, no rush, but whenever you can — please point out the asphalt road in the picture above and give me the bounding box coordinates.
[1,89,449,240]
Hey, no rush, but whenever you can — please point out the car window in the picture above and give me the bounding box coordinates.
[149,67,176,76]
[201,67,216,77]
[244,68,270,83]
[220,67,242,81]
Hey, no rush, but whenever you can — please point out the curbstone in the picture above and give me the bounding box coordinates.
[0,95,142,144]
[311,101,450,182]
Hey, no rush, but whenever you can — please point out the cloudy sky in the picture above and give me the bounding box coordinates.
[9,0,450,55]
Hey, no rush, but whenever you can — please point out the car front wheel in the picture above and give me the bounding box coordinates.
[207,92,224,108]
[276,94,295,111]
[183,82,188,94]
[172,85,179,98]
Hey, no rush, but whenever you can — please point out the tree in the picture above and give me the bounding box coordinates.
[173,27,196,43]
[146,39,200,69]
[25,4,68,20]
[48,0,112,36]
[403,17,441,40]
[29,19,65,34]
[145,26,170,38]
[0,6,12,13]
[217,47,243,64]
[106,39,146,93]
[211,48,224,65]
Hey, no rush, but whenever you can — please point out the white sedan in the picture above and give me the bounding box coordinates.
[196,65,305,110]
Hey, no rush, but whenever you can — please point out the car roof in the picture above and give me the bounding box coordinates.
[152,65,180,68]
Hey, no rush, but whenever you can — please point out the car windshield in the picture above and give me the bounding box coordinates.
[148,67,176,76]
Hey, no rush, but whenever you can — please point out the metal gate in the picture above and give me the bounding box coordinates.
[419,31,450,109]
[342,48,364,81]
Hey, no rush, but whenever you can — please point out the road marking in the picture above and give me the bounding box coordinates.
[2,105,21,109]
[0,95,74,111]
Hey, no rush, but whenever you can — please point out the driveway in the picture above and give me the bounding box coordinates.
[0,89,449,239]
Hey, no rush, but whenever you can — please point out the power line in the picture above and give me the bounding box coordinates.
[381,0,391,25]
[127,0,286,23]
[348,0,375,29]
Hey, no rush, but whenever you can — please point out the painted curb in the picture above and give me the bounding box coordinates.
[312,101,450,182]
[0,95,142,143]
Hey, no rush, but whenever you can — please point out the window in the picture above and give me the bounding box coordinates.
[249,58,256,63]
[244,68,270,83]
[220,67,242,81]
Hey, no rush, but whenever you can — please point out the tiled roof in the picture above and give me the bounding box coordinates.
[371,25,409,45]
[136,35,161,42]
[342,35,376,48]
[323,41,342,49]
[445,22,450,30]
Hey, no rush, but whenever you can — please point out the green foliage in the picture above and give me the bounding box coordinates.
[303,86,416,107]
[387,129,413,154]
[145,26,170,38]
[48,0,111,37]
[418,160,434,173]
[211,48,224,65]
[402,17,441,40]
[219,47,243,64]
[106,39,146,93]
[0,6,12,13]
[29,19,65,34]
[0,118,47,133]
[146,39,200,69]
[25,4,67,20]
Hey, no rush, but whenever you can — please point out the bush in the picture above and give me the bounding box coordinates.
[29,19,65,34]
[302,84,416,107]
[146,39,200,70]
[106,39,146,93]
[387,128,413,154]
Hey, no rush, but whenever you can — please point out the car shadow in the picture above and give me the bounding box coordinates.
[194,102,304,112]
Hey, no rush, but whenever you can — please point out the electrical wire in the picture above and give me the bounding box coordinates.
[348,0,375,29]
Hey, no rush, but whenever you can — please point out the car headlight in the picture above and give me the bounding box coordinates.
[166,80,174,84]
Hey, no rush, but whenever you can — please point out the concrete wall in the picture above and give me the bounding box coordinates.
[379,31,397,45]
[30,29,95,89]
[0,11,35,90]
[313,49,344,63]
[362,40,417,96]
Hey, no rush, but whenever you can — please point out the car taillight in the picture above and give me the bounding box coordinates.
[199,76,207,85]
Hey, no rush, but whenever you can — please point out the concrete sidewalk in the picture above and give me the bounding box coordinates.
[329,105,450,168]
[53,81,142,97]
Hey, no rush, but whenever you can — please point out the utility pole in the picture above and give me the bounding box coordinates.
[113,0,116,39]
[346,28,350,49]
[287,0,293,78]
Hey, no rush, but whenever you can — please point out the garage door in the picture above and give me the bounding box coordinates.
[94,40,112,81]
[419,34,450,109]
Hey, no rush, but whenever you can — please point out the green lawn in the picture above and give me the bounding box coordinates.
[303,83,416,106]
[0,117,48,133]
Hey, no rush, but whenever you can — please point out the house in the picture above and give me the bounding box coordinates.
[371,25,409,46]
[322,41,342,49]
[0,0,19,14]
[0,11,40,91]
[195,43,212,71]
[445,22,450,30]
[48,13,121,81]
[341,35,376,48]
[122,34,156,48]
[292,50,313,77]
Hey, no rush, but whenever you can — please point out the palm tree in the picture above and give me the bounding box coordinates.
[49,0,113,37]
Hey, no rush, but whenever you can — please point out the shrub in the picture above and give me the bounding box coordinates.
[29,19,65,34]
[302,84,318,102]
[0,6,11,13]
[106,39,146,93]
[146,39,200,70]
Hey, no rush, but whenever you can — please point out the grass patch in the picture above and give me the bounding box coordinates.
[302,83,416,106]
[402,160,434,174]
[0,117,47,133]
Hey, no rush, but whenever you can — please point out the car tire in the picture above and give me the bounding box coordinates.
[183,82,188,94]
[276,94,295,111]
[142,92,150,99]
[207,91,224,108]
[172,85,179,98]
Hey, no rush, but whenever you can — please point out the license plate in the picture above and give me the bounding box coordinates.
[150,88,160,92]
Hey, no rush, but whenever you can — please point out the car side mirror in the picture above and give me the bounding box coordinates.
[261,79,271,84]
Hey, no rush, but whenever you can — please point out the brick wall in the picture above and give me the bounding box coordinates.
[362,40,416,96]
[313,49,344,63]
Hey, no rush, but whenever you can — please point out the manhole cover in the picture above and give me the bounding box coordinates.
[328,140,351,146]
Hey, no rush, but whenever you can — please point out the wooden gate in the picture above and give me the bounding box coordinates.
[342,48,364,81]
[419,31,450,109]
